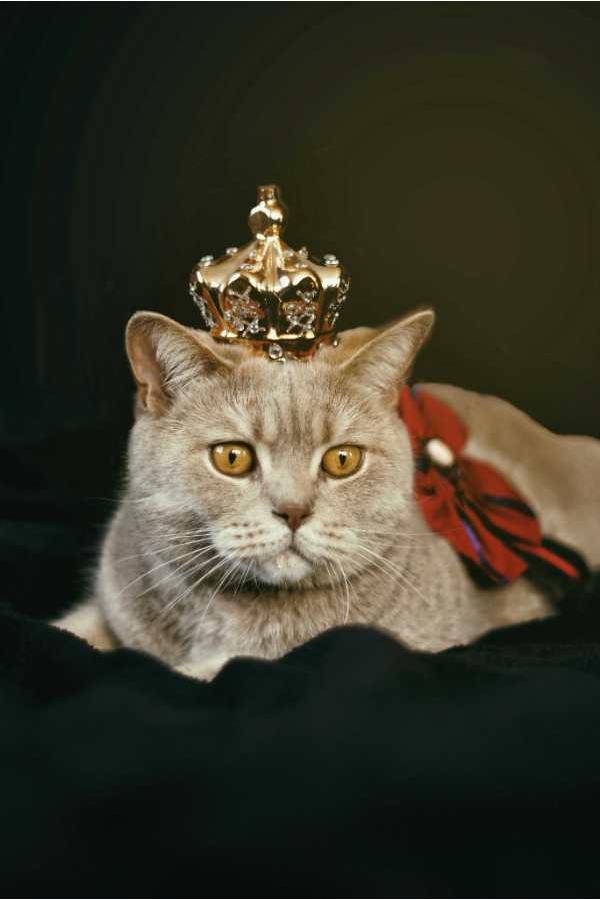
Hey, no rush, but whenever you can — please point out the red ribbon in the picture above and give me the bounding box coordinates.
[398,385,582,585]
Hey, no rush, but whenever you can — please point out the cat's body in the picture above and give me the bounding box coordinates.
[56,311,600,679]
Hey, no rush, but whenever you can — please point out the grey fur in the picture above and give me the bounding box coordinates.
[55,309,600,680]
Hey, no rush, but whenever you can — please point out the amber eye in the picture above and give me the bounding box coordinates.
[211,443,255,477]
[321,445,363,478]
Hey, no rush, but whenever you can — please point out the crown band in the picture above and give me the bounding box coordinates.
[189,185,350,361]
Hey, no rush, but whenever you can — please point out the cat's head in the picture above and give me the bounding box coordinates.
[124,308,434,590]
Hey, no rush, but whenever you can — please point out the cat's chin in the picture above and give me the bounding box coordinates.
[254,549,314,586]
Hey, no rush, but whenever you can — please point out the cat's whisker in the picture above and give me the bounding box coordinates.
[142,530,216,546]
[330,543,416,590]
[120,542,225,620]
[200,558,241,623]
[149,536,214,552]
[126,495,170,505]
[336,547,399,595]
[351,524,465,539]
[158,554,232,620]
[329,553,352,624]
[230,563,246,597]
[113,537,213,565]
[324,544,389,598]
[231,558,255,596]
[134,549,224,606]
[316,537,419,559]
[350,542,433,609]
[162,551,226,608]
[115,545,217,599]
[154,527,215,539]
[322,558,337,595]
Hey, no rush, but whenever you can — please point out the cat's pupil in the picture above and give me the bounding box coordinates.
[339,451,347,466]
[228,449,238,465]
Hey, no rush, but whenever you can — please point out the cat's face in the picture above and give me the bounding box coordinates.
[125,309,433,592]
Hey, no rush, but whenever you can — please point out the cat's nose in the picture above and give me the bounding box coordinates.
[272,504,312,533]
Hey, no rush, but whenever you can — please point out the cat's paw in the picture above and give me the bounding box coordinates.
[52,600,116,651]
[176,653,232,682]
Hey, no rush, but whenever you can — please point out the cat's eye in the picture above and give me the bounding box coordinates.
[321,445,363,478]
[210,443,255,477]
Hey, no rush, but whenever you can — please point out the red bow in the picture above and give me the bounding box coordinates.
[398,385,582,585]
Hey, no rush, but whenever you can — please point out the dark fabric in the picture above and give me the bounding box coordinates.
[2,566,600,895]
[2,428,600,896]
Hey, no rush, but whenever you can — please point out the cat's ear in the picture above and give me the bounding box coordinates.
[125,311,232,415]
[340,307,434,399]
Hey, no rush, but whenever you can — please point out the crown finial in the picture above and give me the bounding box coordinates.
[248,184,288,239]
[189,185,350,361]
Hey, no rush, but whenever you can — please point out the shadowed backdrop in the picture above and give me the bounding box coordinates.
[2,3,599,615]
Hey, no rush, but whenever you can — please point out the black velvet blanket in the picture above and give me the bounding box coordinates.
[2,566,600,895]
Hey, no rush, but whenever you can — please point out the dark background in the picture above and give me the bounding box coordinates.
[3,11,600,893]
[2,2,600,617]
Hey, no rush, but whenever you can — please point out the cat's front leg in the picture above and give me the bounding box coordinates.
[52,599,117,651]
[176,651,234,682]
[54,601,231,680]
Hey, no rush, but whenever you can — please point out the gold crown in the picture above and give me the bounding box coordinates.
[189,185,350,360]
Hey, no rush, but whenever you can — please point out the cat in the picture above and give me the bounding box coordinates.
[55,308,600,680]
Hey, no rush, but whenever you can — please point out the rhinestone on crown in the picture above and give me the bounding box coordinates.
[188,185,351,360]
